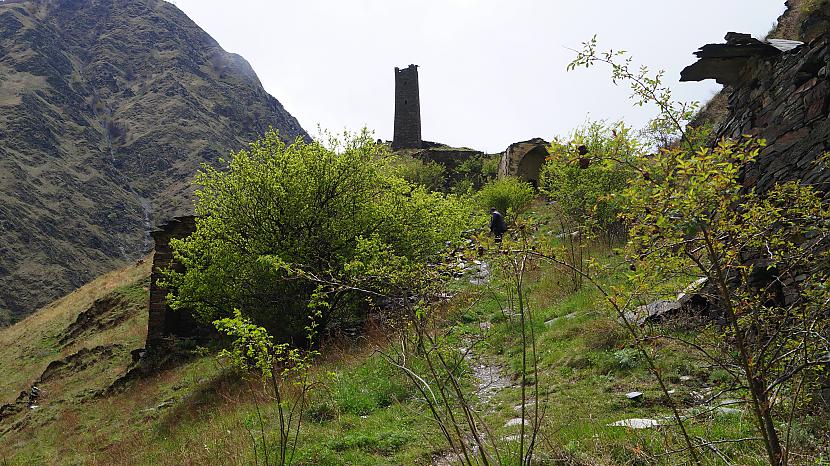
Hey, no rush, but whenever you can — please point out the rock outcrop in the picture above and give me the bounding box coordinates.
[0,0,308,323]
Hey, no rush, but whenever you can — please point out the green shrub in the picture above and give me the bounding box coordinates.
[453,154,500,190]
[539,121,638,234]
[390,156,446,192]
[166,129,472,343]
[481,156,500,178]
[477,177,534,219]
[590,348,642,373]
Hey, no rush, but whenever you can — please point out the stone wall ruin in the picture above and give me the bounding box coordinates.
[682,23,830,402]
[682,31,830,194]
[146,215,204,347]
[497,138,549,186]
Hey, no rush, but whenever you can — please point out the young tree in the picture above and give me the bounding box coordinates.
[620,138,830,465]
[164,129,471,344]
[214,310,317,466]
[567,38,830,465]
[540,120,640,237]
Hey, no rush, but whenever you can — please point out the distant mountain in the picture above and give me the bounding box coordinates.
[0,0,309,324]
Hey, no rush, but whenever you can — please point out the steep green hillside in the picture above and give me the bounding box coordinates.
[0,258,150,410]
[0,0,308,324]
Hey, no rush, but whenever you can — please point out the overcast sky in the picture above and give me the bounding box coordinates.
[173,1,786,153]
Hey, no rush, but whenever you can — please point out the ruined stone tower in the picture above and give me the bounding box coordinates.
[393,64,422,150]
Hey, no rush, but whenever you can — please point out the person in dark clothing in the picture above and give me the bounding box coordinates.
[489,207,508,242]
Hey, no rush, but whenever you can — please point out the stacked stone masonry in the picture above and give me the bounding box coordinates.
[711,35,830,193]
[393,64,423,150]
[498,138,549,186]
[146,215,200,345]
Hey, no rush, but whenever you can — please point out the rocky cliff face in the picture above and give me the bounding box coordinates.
[0,0,308,323]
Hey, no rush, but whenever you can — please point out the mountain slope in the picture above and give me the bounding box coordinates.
[0,0,308,324]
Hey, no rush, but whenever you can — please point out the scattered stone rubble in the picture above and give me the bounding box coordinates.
[624,278,709,325]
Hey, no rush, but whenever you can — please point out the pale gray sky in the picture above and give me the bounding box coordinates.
[174,1,787,152]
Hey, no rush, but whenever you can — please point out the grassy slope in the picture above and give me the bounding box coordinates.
[2,202,827,464]
[0,257,151,403]
[0,259,442,465]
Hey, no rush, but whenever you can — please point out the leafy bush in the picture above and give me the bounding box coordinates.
[481,156,500,178]
[389,156,446,192]
[454,154,500,190]
[165,129,472,343]
[477,177,534,219]
[539,121,639,234]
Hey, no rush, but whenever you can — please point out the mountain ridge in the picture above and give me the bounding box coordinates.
[0,0,308,324]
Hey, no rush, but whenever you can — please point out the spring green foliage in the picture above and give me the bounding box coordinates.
[570,38,830,465]
[619,136,830,465]
[214,310,316,381]
[539,121,639,233]
[568,36,700,150]
[389,153,500,194]
[477,177,534,220]
[454,154,500,192]
[389,156,446,192]
[165,129,472,343]
[214,310,319,466]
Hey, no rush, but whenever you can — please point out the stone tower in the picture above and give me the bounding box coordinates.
[393,64,422,150]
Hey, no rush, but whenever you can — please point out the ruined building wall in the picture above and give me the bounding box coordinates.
[498,138,549,186]
[393,64,422,150]
[146,215,201,346]
[715,36,830,193]
[699,30,830,400]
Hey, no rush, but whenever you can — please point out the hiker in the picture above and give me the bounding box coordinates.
[489,207,508,242]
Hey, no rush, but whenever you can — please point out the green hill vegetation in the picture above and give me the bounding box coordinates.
[3,76,829,462]
[2,2,829,465]
[2,200,826,464]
